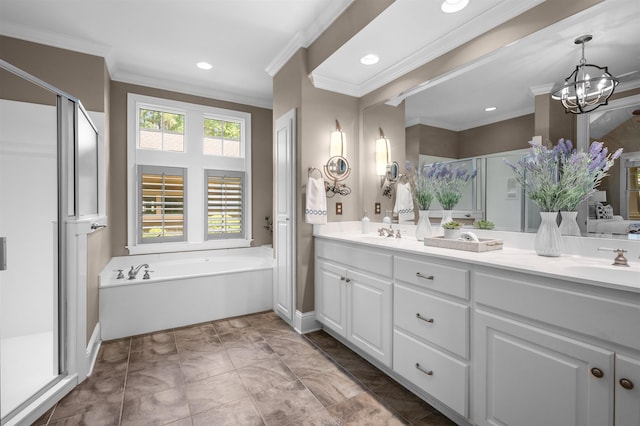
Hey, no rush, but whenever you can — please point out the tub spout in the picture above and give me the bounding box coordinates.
[128,264,149,279]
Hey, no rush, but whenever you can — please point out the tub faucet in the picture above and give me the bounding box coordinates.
[128,264,149,279]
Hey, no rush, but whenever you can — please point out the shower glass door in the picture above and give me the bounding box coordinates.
[0,67,61,421]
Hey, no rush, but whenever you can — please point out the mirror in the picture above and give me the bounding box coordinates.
[372,0,640,239]
[324,155,351,182]
[585,95,640,238]
[386,161,399,183]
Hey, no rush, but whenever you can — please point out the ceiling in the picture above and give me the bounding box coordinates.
[1,0,639,130]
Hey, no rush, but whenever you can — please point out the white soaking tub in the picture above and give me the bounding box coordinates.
[99,247,273,339]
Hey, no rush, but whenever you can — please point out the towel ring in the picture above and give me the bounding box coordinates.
[308,167,323,179]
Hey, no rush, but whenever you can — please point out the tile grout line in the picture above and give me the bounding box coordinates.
[117,337,132,426]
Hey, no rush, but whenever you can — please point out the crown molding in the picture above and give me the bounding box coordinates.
[112,71,272,110]
[407,104,534,132]
[311,0,545,98]
[529,83,555,96]
[265,0,353,77]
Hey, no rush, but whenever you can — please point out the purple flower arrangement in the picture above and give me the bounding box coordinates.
[405,161,435,210]
[505,138,622,212]
[424,162,477,210]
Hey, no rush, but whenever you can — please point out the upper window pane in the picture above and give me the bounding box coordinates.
[139,108,185,152]
[204,118,242,157]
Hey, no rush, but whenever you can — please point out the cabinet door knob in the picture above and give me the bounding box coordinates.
[416,272,434,280]
[340,276,345,281]
[416,313,434,323]
[591,367,604,378]
[345,278,351,283]
[415,363,433,376]
[620,378,634,390]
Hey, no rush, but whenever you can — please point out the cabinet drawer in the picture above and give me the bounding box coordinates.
[393,330,469,417]
[394,284,469,358]
[394,256,469,299]
[316,239,392,278]
[475,271,640,351]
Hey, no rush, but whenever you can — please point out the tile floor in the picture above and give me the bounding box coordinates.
[33,311,456,425]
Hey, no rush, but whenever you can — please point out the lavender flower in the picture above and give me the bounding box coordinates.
[505,138,623,212]
[427,162,477,210]
[405,161,435,210]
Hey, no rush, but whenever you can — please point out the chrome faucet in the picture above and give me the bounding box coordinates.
[128,263,150,279]
[378,226,400,238]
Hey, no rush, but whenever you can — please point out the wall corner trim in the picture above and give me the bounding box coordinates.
[294,310,322,334]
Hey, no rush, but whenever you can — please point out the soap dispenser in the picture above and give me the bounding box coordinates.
[361,210,370,234]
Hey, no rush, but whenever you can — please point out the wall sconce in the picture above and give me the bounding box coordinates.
[330,120,346,157]
[324,119,351,197]
[376,128,399,197]
[375,127,390,176]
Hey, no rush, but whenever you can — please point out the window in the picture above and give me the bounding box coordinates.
[139,165,185,243]
[204,117,241,157]
[206,171,244,239]
[139,108,185,151]
[127,94,251,254]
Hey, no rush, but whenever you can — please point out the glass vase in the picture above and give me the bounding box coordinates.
[415,210,433,241]
[535,211,562,257]
[559,211,581,236]
[440,210,453,227]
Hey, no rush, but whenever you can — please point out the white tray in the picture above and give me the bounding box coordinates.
[424,236,503,252]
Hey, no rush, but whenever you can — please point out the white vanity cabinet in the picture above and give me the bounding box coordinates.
[392,255,471,418]
[473,269,640,426]
[315,239,393,367]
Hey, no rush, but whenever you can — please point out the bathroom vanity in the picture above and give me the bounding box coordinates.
[314,226,640,426]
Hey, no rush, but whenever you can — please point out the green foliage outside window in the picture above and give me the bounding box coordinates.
[140,108,184,133]
[204,118,240,140]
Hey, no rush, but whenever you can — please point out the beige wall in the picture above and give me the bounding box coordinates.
[1,36,107,112]
[109,81,273,257]
[459,114,534,158]
[274,48,360,313]
[362,103,406,222]
[409,124,459,159]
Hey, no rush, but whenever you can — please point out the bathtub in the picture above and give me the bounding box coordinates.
[99,247,274,340]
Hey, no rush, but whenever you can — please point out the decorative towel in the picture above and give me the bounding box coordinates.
[305,177,328,224]
[394,182,414,223]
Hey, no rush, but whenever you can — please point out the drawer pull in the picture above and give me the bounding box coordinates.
[620,378,634,390]
[416,272,434,280]
[591,367,604,379]
[340,276,346,281]
[415,363,433,376]
[416,313,434,323]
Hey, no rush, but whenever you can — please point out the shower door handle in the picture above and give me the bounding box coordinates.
[0,237,6,271]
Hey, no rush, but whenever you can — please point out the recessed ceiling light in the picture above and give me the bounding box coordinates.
[360,54,379,65]
[196,62,213,70]
[485,106,497,112]
[441,0,469,13]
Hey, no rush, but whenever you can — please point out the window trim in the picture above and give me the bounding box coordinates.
[127,93,252,254]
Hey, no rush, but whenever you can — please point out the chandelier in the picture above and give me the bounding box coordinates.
[551,35,618,114]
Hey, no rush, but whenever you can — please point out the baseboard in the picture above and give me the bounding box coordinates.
[85,323,101,377]
[294,310,322,334]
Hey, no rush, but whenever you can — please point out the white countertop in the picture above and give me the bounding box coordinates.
[314,222,640,294]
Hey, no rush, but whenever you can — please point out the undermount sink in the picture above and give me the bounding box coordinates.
[563,264,640,285]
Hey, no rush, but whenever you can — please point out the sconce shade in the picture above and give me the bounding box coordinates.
[375,128,390,176]
[551,35,618,114]
[330,120,346,157]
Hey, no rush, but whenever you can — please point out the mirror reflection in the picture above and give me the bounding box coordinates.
[393,1,639,240]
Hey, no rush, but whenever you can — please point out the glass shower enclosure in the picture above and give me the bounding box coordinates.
[0,59,99,425]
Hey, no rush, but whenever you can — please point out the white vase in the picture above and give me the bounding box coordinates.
[440,210,453,227]
[559,211,581,236]
[443,228,461,239]
[535,211,562,257]
[415,210,433,241]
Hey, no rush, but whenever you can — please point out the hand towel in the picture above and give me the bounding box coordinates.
[305,177,327,225]
[394,181,414,223]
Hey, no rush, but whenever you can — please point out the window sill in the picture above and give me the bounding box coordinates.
[127,239,252,255]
